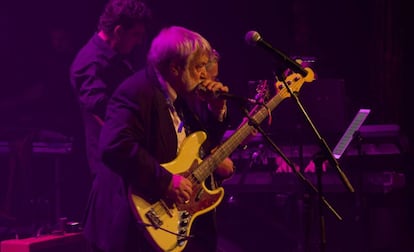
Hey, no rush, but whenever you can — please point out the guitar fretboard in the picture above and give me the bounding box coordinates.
[192,68,315,182]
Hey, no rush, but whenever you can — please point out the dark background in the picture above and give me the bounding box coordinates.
[1,0,413,251]
[1,0,412,138]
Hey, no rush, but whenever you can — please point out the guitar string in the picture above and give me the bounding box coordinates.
[188,73,302,183]
[148,73,303,216]
[140,73,308,246]
[142,74,306,245]
[168,73,295,198]
[191,73,303,181]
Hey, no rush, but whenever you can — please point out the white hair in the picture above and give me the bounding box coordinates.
[147,26,212,75]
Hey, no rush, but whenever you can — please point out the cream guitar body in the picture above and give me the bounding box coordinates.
[130,132,224,252]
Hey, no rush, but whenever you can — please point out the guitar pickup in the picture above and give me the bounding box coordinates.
[145,208,163,228]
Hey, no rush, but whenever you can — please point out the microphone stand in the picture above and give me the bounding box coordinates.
[275,70,354,252]
[234,100,342,252]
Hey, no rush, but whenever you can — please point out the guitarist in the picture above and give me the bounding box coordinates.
[98,26,234,252]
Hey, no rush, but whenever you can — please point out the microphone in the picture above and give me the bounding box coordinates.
[194,84,259,105]
[245,30,308,77]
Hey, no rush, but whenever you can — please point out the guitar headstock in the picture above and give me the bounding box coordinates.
[274,67,315,99]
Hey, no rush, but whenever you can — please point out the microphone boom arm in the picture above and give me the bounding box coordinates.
[245,30,308,77]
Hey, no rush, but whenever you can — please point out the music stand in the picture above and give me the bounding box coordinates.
[302,108,370,252]
[332,108,371,160]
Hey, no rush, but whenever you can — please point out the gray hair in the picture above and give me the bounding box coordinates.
[147,26,212,75]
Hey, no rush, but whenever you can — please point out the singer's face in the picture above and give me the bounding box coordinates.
[206,61,219,81]
[178,52,209,93]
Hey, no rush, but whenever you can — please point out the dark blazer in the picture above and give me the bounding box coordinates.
[82,67,173,251]
[70,33,136,178]
[84,67,228,251]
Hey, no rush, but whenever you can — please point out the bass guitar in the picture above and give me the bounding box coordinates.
[129,67,315,251]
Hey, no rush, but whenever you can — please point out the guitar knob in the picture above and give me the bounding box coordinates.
[180,211,190,218]
[177,238,186,246]
[177,228,188,247]
[180,218,189,227]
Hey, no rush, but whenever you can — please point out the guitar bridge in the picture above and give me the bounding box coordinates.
[145,208,163,228]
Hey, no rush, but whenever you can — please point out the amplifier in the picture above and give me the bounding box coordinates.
[0,232,88,252]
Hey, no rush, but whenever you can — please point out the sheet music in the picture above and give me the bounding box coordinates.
[332,109,371,159]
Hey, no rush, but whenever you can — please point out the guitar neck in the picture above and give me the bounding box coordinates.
[193,84,286,182]
[192,67,315,182]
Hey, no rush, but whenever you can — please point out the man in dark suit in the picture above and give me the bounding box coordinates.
[70,0,152,178]
[96,26,234,251]
[69,0,152,251]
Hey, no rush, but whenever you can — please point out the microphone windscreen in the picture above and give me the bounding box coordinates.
[245,31,261,46]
